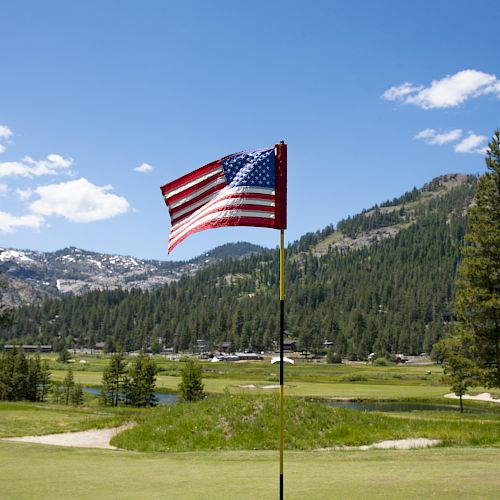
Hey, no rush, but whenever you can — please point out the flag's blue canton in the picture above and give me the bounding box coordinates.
[222,149,275,189]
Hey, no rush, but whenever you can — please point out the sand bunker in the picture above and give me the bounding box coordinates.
[318,438,441,452]
[444,392,500,403]
[238,384,281,390]
[3,423,133,450]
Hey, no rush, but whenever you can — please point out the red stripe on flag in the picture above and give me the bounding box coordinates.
[165,170,225,207]
[169,183,227,218]
[160,160,222,198]
[170,202,275,238]
[169,216,276,253]
[171,189,275,225]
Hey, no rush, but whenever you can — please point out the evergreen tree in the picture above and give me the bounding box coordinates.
[125,352,158,407]
[436,331,479,412]
[0,349,51,401]
[27,353,51,402]
[63,366,75,405]
[454,131,500,388]
[71,383,84,406]
[100,352,127,406]
[178,358,205,402]
[57,347,71,364]
[0,349,17,400]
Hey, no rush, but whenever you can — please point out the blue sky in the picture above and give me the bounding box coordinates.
[1,0,499,260]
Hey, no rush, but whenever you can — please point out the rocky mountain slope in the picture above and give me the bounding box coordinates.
[0,242,265,306]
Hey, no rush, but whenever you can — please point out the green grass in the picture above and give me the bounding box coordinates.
[50,358,450,399]
[111,394,500,452]
[1,443,500,499]
[4,357,499,498]
[0,401,138,438]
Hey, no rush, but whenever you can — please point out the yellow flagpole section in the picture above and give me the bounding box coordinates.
[280,229,285,301]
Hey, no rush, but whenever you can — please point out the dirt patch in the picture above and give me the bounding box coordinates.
[218,416,232,441]
[3,422,134,450]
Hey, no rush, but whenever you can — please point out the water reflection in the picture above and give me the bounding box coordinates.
[327,400,486,413]
[82,387,177,405]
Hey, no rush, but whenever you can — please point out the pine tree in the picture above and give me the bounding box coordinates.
[454,131,500,388]
[71,383,84,406]
[63,366,75,405]
[178,358,205,402]
[436,331,479,412]
[100,352,127,406]
[125,352,158,407]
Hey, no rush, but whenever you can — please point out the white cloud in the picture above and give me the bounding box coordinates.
[134,162,153,173]
[431,129,463,144]
[0,183,8,194]
[29,177,130,223]
[382,82,424,101]
[415,128,462,145]
[0,145,6,153]
[0,211,44,233]
[0,125,13,140]
[383,69,500,109]
[414,128,437,140]
[454,133,488,154]
[0,153,73,178]
[16,188,33,200]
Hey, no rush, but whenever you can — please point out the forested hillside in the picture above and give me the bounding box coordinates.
[2,174,476,359]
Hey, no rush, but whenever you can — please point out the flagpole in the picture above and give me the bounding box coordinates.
[275,139,287,500]
[279,227,285,500]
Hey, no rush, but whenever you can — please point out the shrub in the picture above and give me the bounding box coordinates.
[373,357,393,366]
[326,351,342,364]
[178,358,205,402]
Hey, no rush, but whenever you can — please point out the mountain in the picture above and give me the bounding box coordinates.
[0,242,266,307]
[3,174,477,357]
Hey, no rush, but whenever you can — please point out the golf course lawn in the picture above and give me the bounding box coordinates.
[6,360,498,498]
[1,442,500,499]
[51,370,448,399]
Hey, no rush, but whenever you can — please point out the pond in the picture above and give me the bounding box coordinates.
[83,387,177,405]
[326,400,489,413]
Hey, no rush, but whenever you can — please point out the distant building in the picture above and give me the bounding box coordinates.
[195,339,208,354]
[95,341,106,351]
[235,352,263,361]
[220,341,232,353]
[282,340,296,352]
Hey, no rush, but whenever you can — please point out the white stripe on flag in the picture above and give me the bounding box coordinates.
[163,166,224,200]
[169,209,275,247]
[170,187,275,236]
[167,175,226,210]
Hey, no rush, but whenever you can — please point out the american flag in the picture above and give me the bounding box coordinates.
[161,145,287,253]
